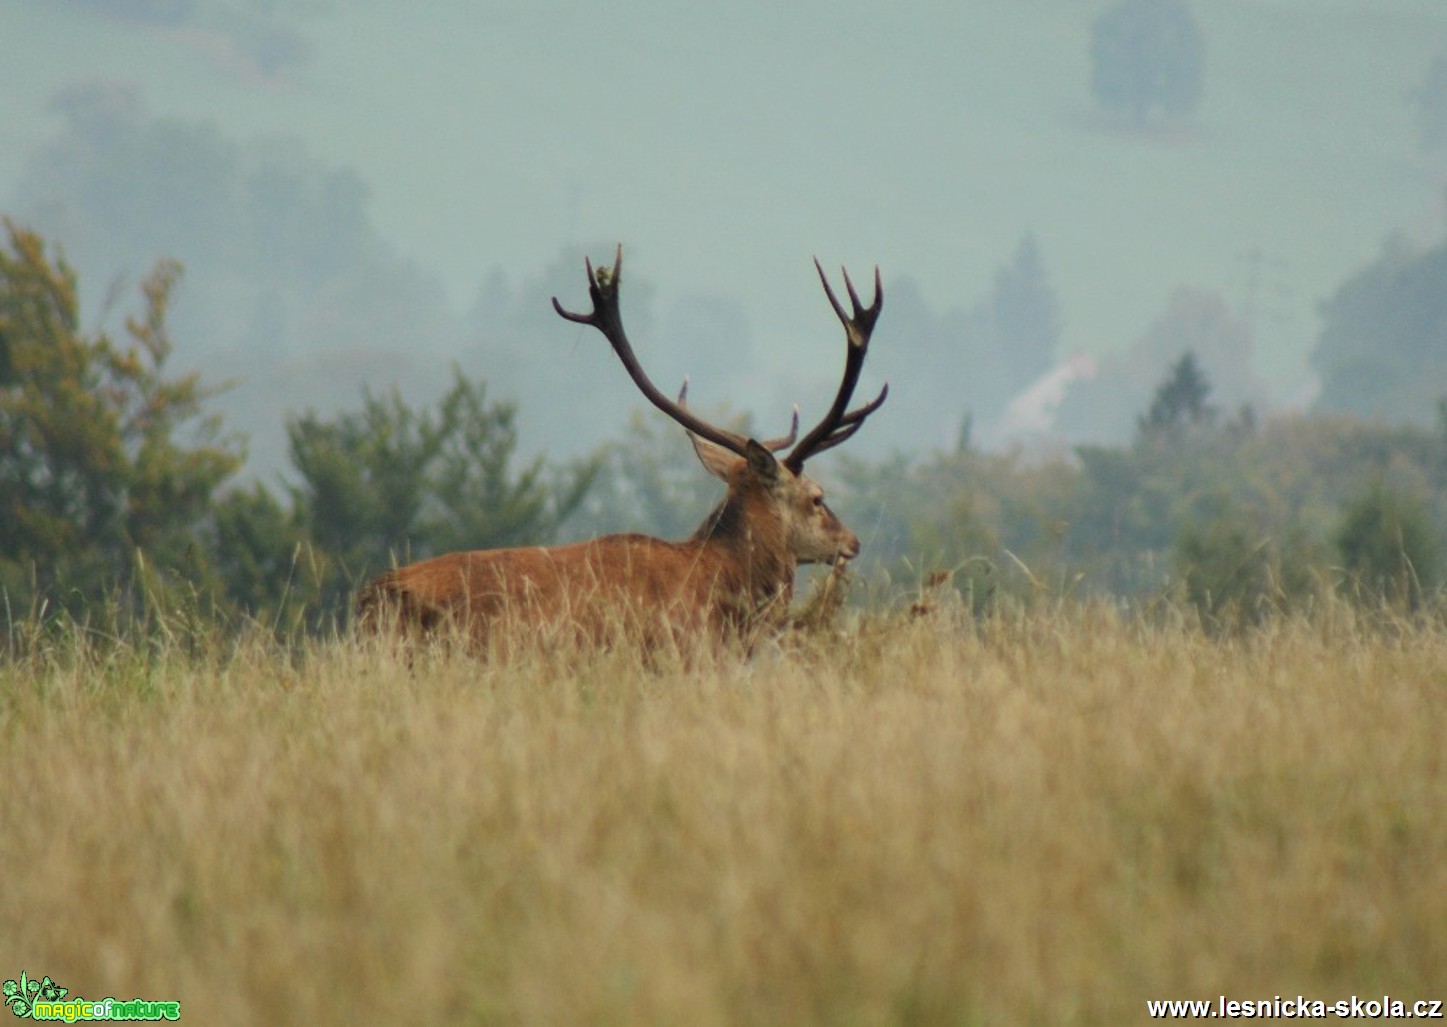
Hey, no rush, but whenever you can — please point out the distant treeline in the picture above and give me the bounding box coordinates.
[836,351,1446,626]
[2,223,1445,639]
[15,60,1447,476]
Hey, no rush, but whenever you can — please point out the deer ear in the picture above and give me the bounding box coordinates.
[743,439,780,483]
[688,432,741,482]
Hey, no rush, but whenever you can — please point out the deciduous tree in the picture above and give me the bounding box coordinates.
[1090,0,1205,128]
[0,222,240,618]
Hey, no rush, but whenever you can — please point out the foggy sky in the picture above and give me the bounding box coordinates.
[4,0,1446,477]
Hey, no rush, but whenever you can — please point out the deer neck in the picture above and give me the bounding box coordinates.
[689,491,796,607]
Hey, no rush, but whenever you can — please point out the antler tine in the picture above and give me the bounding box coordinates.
[789,383,888,458]
[551,247,619,326]
[772,405,801,453]
[784,260,887,473]
[678,378,799,452]
[813,260,882,349]
[553,246,752,457]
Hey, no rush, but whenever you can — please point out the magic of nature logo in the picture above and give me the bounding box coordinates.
[3,972,179,1021]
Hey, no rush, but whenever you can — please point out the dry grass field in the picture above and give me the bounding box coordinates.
[1,599,1443,1025]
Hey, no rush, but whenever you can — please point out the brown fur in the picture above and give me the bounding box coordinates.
[357,248,880,654]
[356,453,858,651]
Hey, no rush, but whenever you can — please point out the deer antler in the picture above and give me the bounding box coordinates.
[678,378,800,453]
[552,246,755,458]
[783,261,888,473]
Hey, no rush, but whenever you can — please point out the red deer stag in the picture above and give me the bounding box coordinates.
[356,246,886,650]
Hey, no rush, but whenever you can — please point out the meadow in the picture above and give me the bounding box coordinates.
[1,598,1443,1026]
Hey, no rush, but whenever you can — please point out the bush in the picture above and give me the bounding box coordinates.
[1175,509,1320,629]
[1334,480,1442,608]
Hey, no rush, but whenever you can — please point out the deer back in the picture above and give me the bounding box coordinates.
[356,247,883,653]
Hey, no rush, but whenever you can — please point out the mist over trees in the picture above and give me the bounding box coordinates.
[7,48,1439,473]
[1055,288,1259,445]
[15,70,1078,470]
[880,234,1062,451]
[6,2,1443,482]
[12,81,465,477]
[1311,233,1447,425]
[1089,0,1205,129]
[9,83,827,478]
[992,235,1061,398]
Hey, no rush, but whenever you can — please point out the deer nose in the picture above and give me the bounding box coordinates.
[838,531,861,560]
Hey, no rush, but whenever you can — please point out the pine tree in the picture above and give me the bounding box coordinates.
[1138,350,1216,441]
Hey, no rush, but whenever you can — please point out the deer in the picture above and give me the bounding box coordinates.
[355,246,886,652]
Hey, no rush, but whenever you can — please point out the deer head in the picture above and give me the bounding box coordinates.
[552,246,886,571]
[359,246,887,650]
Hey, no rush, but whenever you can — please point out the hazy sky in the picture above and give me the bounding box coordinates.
[4,0,1447,466]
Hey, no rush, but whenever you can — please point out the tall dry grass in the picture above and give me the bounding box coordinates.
[1,600,1443,1025]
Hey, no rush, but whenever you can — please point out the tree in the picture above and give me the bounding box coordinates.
[870,274,999,450]
[206,482,316,628]
[0,222,242,618]
[1174,507,1318,630]
[15,82,465,481]
[990,234,1061,395]
[285,369,597,617]
[1138,350,1216,440]
[1090,0,1205,128]
[420,373,596,555]
[287,387,441,582]
[1312,235,1447,425]
[1056,290,1253,446]
[1335,479,1441,608]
